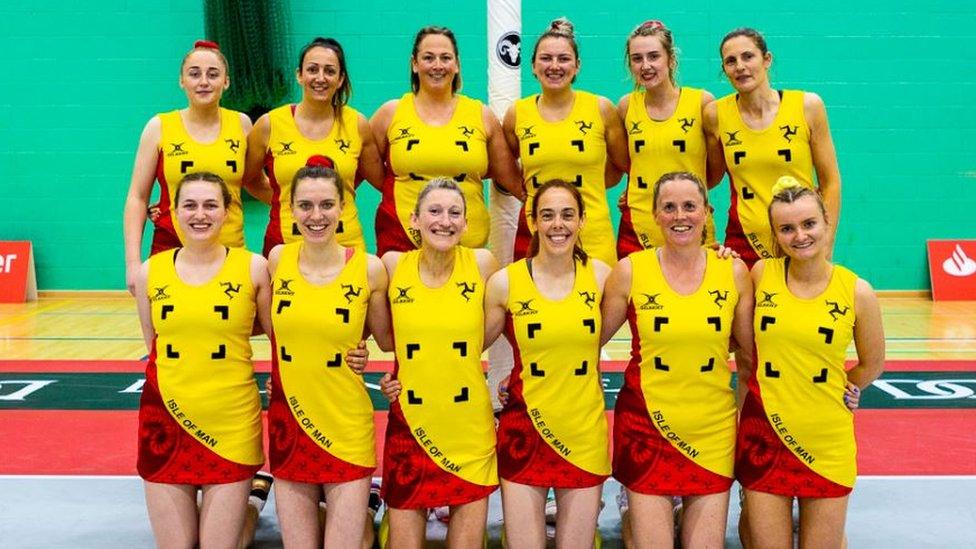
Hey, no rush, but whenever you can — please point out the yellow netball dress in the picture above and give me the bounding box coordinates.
[376,94,490,254]
[716,90,814,264]
[382,247,497,508]
[268,243,376,482]
[736,258,858,497]
[153,108,247,253]
[513,91,616,265]
[137,247,263,483]
[497,258,610,487]
[613,249,738,494]
[618,88,715,255]
[262,104,366,254]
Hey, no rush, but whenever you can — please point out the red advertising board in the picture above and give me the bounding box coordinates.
[0,241,37,303]
[927,240,976,301]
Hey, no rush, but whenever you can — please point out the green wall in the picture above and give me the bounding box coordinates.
[1,1,973,290]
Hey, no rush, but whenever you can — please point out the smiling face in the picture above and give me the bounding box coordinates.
[411,187,467,251]
[411,33,460,94]
[628,34,674,89]
[532,37,579,91]
[532,185,583,256]
[180,50,228,107]
[297,46,345,105]
[654,176,708,247]
[770,194,829,261]
[175,179,227,242]
[720,35,772,93]
[292,176,343,243]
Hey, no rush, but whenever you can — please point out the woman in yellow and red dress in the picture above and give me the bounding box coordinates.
[601,172,753,547]
[123,41,257,294]
[703,28,841,267]
[616,20,721,257]
[378,178,500,547]
[736,178,884,546]
[133,172,271,548]
[503,18,630,268]
[266,157,392,547]
[244,37,384,256]
[370,26,521,255]
[485,180,612,547]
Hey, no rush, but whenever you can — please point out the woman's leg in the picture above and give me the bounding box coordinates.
[274,479,321,549]
[681,491,730,548]
[742,489,793,549]
[144,481,199,549]
[198,479,252,549]
[323,476,372,549]
[446,497,490,548]
[626,490,676,549]
[798,495,849,549]
[386,507,427,549]
[554,484,603,549]
[500,479,547,549]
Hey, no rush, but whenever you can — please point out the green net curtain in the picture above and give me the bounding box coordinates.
[204,0,293,120]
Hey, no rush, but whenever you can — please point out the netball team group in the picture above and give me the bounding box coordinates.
[123,17,884,549]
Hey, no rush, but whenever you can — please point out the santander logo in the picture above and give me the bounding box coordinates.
[943,244,976,277]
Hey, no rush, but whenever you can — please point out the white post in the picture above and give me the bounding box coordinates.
[487,0,521,411]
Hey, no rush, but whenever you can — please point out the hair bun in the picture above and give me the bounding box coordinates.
[194,40,220,50]
[305,155,335,169]
[640,20,666,31]
[548,17,574,37]
[771,175,803,195]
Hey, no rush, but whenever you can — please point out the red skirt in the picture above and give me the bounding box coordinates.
[612,367,733,495]
[381,404,496,509]
[137,363,259,484]
[268,368,374,484]
[615,204,644,259]
[735,392,852,498]
[497,404,607,489]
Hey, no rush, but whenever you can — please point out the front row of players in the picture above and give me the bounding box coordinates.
[133,166,882,548]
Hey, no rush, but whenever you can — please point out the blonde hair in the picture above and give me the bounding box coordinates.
[626,20,677,86]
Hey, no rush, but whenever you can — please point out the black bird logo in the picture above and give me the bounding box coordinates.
[220,282,241,300]
[825,300,850,321]
[341,284,363,303]
[456,281,477,302]
[579,291,596,310]
[576,120,593,135]
[225,139,240,153]
[725,131,742,146]
[708,289,729,309]
[678,117,695,133]
[780,125,798,142]
[758,291,778,307]
[335,139,350,153]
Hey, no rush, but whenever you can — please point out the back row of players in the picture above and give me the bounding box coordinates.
[126,18,883,549]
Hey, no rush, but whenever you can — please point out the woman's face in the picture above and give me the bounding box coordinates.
[180,50,228,107]
[411,188,467,252]
[770,195,828,261]
[292,177,343,243]
[175,180,227,242]
[628,35,672,90]
[297,46,345,104]
[654,177,707,247]
[532,186,583,256]
[720,35,771,93]
[411,34,459,94]
[532,37,579,92]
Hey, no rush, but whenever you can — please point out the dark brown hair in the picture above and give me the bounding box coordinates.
[410,26,461,94]
[174,172,232,208]
[297,37,352,112]
[532,17,579,64]
[290,156,344,204]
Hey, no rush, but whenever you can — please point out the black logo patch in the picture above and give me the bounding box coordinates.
[709,289,729,309]
[579,291,596,310]
[514,299,538,316]
[780,125,798,142]
[628,121,642,135]
[825,300,850,321]
[757,291,778,308]
[456,281,477,302]
[220,282,241,300]
[275,278,295,296]
[639,293,664,310]
[150,285,171,302]
[576,120,593,135]
[725,131,742,146]
[341,284,363,303]
[392,286,414,304]
[519,126,537,140]
[167,142,188,156]
[496,31,521,68]
[392,127,415,142]
[458,125,475,138]
[277,141,296,155]
[335,139,350,153]
[678,117,695,133]
[225,139,240,153]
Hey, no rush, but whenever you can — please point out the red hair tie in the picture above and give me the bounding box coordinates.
[194,40,220,50]
[306,155,335,169]
[640,20,666,31]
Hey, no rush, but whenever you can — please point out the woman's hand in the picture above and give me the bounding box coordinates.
[498,375,510,407]
[379,373,402,401]
[346,340,369,375]
[843,382,861,410]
